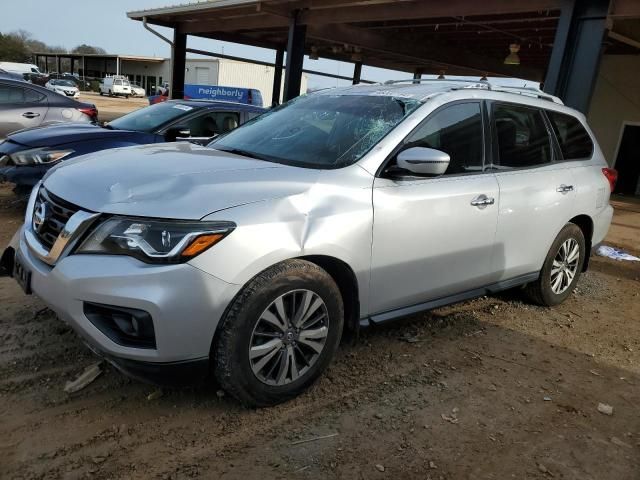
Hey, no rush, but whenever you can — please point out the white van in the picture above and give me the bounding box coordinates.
[0,62,42,76]
[100,75,131,98]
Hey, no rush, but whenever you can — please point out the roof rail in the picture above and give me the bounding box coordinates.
[381,78,563,105]
[383,78,487,87]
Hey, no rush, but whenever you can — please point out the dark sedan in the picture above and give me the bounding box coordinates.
[0,99,266,189]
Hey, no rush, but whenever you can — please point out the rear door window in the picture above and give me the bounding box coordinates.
[493,103,552,168]
[546,110,594,160]
[24,89,46,103]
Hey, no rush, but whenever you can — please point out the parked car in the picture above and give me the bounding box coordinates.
[130,82,146,97]
[1,81,615,407]
[0,68,26,82]
[100,75,131,98]
[0,99,265,188]
[0,77,97,139]
[47,73,91,90]
[45,79,80,99]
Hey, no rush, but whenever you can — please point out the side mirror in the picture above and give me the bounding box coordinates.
[165,126,191,141]
[397,147,450,176]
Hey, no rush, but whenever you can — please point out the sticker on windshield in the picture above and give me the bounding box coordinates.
[173,104,193,111]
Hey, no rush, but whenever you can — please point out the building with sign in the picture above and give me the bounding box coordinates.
[33,53,307,107]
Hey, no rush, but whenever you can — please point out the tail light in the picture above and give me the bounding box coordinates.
[602,168,618,192]
[77,106,98,121]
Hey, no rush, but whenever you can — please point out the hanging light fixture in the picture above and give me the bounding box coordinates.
[309,46,319,60]
[504,43,521,65]
[437,70,446,79]
[480,73,488,81]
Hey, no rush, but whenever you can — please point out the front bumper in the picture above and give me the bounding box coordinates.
[6,224,242,381]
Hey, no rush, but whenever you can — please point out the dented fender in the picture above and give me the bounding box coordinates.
[190,164,375,317]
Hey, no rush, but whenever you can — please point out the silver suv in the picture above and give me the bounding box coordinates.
[1,80,616,406]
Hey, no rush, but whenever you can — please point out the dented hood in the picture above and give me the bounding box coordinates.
[43,142,320,219]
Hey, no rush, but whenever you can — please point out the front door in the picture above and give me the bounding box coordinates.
[369,102,500,315]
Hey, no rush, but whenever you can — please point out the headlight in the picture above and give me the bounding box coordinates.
[75,217,235,264]
[10,147,75,165]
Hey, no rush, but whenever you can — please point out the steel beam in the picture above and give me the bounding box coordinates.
[272,48,285,106]
[283,11,306,101]
[352,62,362,85]
[543,0,610,113]
[171,29,187,99]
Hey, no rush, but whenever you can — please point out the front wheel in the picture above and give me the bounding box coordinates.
[525,223,585,306]
[214,260,344,407]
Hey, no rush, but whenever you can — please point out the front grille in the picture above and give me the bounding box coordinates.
[33,188,80,250]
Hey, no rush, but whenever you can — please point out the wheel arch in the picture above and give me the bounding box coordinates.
[297,255,361,341]
[568,214,594,271]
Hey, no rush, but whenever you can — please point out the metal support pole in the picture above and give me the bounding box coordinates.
[413,68,424,84]
[543,0,611,113]
[352,61,362,85]
[56,55,61,74]
[272,48,285,106]
[170,29,187,99]
[283,11,306,101]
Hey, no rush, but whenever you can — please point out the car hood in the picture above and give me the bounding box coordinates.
[43,142,321,219]
[6,123,146,148]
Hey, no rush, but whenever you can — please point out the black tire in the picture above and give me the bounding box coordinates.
[214,259,344,407]
[99,91,104,96]
[525,223,585,306]
[108,89,112,97]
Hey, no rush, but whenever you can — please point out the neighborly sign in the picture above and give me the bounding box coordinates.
[149,84,264,106]
[184,84,263,106]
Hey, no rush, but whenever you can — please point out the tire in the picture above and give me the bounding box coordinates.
[99,91,104,96]
[214,259,344,407]
[125,95,129,99]
[525,223,585,306]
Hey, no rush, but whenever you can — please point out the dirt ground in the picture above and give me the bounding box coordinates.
[0,185,639,480]
[78,91,148,123]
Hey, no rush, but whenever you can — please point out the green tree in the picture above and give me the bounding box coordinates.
[0,32,29,62]
[72,44,107,55]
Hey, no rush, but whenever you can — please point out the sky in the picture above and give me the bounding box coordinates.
[2,0,536,90]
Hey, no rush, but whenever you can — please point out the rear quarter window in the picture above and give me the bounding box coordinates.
[546,110,594,160]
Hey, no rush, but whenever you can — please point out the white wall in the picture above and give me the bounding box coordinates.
[588,54,640,166]
[217,58,308,107]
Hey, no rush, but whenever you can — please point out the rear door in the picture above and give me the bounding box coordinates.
[0,83,48,137]
[369,101,501,315]
[489,101,576,281]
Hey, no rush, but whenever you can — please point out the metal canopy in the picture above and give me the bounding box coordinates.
[128,0,640,109]
[128,0,576,80]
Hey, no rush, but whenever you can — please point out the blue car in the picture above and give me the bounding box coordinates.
[0,99,265,190]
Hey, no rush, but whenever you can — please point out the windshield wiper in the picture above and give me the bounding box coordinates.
[214,147,272,162]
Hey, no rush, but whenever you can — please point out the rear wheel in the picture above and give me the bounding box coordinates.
[214,260,344,407]
[525,223,585,306]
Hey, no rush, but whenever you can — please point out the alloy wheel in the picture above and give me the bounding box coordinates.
[249,289,329,386]
[550,238,580,294]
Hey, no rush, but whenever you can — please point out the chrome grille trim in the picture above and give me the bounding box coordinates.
[25,186,100,266]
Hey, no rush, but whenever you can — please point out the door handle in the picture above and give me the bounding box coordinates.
[470,195,495,207]
[22,112,41,119]
[556,184,574,193]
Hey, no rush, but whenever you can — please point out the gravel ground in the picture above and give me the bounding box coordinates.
[0,184,639,480]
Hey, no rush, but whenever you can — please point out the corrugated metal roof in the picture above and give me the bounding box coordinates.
[127,0,258,19]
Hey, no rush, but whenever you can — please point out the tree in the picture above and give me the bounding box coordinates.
[0,32,29,62]
[72,44,107,55]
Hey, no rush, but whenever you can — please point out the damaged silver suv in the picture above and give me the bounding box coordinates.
[2,80,615,406]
